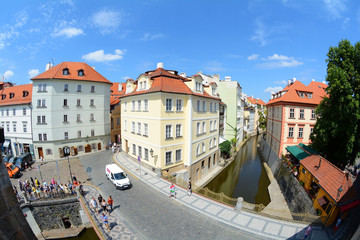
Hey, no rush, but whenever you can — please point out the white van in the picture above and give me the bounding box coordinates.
[105,164,131,190]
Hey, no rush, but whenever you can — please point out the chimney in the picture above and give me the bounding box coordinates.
[92,66,95,70]
[288,80,291,85]
[292,77,296,83]
[224,76,231,82]
[179,72,186,78]
[316,157,322,169]
[312,79,315,82]
[157,62,164,69]
[45,63,51,71]
[322,81,326,84]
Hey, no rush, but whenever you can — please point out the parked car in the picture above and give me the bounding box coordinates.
[16,153,33,170]
[8,156,17,165]
[105,164,131,190]
[2,155,12,164]
[5,162,20,178]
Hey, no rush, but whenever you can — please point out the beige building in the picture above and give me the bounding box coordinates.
[120,63,220,182]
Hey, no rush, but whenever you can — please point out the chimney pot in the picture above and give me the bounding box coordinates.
[157,62,164,69]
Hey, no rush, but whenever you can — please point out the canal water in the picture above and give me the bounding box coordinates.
[206,135,271,205]
[62,228,99,240]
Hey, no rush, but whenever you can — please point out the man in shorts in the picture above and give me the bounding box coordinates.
[100,213,110,231]
[90,197,98,214]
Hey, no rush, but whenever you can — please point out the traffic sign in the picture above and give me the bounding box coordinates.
[63,146,70,156]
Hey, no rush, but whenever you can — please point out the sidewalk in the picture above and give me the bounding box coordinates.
[114,151,331,240]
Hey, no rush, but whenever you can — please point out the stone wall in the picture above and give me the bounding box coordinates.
[25,197,83,231]
[0,154,36,240]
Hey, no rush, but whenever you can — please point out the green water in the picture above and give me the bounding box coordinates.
[61,228,99,240]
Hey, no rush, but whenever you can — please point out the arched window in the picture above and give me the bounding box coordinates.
[63,68,69,75]
[213,137,217,146]
[209,139,213,148]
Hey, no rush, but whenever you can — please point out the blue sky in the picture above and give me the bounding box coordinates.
[0,0,359,102]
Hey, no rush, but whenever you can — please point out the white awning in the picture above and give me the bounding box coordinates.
[219,136,227,144]
[3,140,10,148]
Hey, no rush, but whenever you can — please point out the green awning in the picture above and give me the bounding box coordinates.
[298,143,318,155]
[286,145,310,161]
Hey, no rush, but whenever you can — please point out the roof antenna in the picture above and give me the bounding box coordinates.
[315,157,322,169]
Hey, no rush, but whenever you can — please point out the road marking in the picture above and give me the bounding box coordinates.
[84,183,101,191]
[112,154,139,180]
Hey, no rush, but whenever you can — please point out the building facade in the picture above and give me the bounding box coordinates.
[110,83,126,145]
[31,62,111,160]
[0,84,34,158]
[266,78,327,156]
[120,63,220,182]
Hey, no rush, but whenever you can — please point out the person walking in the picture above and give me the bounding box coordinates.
[187,181,192,196]
[107,196,113,213]
[100,213,110,231]
[90,197,99,214]
[98,194,103,205]
[169,183,176,199]
[30,177,35,187]
[101,199,107,213]
[35,177,40,188]
[302,224,312,240]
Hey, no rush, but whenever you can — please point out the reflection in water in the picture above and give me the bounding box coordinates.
[206,135,270,205]
[62,228,99,240]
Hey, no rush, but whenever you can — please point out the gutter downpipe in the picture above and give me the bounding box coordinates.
[187,95,193,181]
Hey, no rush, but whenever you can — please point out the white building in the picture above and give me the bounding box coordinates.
[0,83,34,158]
[31,62,111,160]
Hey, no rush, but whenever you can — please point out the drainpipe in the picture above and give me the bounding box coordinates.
[187,96,193,181]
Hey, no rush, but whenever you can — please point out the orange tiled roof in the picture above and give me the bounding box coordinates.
[31,62,112,85]
[0,84,32,106]
[301,155,353,202]
[110,96,120,105]
[267,80,328,106]
[247,97,266,105]
[111,82,126,96]
[120,68,220,100]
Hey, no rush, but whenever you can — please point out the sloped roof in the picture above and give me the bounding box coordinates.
[267,80,328,106]
[0,84,32,106]
[120,68,220,100]
[286,145,310,161]
[247,97,266,105]
[301,155,353,202]
[111,82,126,95]
[110,96,120,105]
[31,62,112,85]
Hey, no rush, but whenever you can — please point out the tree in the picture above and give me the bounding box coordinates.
[219,140,231,158]
[258,110,267,130]
[310,39,360,168]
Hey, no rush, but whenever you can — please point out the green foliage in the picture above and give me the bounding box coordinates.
[219,140,231,156]
[299,180,304,186]
[311,39,360,168]
[231,138,237,146]
[258,110,267,130]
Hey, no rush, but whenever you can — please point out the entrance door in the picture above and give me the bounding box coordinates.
[85,144,91,153]
[125,140,128,153]
[98,143,101,150]
[38,147,44,159]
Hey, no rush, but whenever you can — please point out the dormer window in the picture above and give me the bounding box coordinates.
[212,87,216,95]
[299,92,305,98]
[308,93,312,99]
[9,93,15,99]
[1,94,6,100]
[63,68,69,75]
[23,91,29,97]
[78,69,84,76]
[196,82,202,92]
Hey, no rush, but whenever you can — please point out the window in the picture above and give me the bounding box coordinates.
[288,127,294,137]
[212,87,216,95]
[78,131,81,138]
[90,114,95,121]
[311,109,316,119]
[137,100,141,111]
[23,108,26,115]
[288,108,295,118]
[91,86,95,92]
[132,100,135,111]
[210,102,213,112]
[78,70,84,76]
[37,99,46,107]
[38,84,47,92]
[176,124,182,137]
[13,109,16,115]
[197,100,201,111]
[23,123,27,133]
[46,149,53,155]
[77,114,81,122]
[139,82,143,90]
[137,122,141,134]
[308,93,312,99]
[202,121,206,133]
[176,99,182,111]
[77,99,81,106]
[144,148,149,161]
[202,101,206,112]
[6,122,9,132]
[196,82,202,91]
[37,116,46,124]
[214,102,217,112]
[144,99,148,111]
[210,121,213,131]
[298,127,304,138]
[64,132,69,139]
[138,146,142,158]
[116,117,120,125]
[132,144,136,155]
[77,85,82,92]
[90,99,94,106]
[91,129,95,137]
[165,125,172,139]
[64,84,69,91]
[64,99,68,106]
[6,109,9,116]
[197,122,201,135]
[197,142,205,155]
[165,151,172,165]
[63,68,69,75]
[1,110,3,116]
[131,122,135,133]
[310,127,314,134]
[12,122,16,132]
[38,134,42,141]
[213,120,217,130]
[299,109,304,119]
[124,120,127,131]
[144,123,148,136]
[144,81,147,89]
[166,99,172,111]
[64,115,68,122]
[176,149,182,162]
[124,101,127,111]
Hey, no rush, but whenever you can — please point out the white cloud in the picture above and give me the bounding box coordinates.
[247,54,259,60]
[251,18,266,46]
[82,49,126,62]
[0,26,19,50]
[275,80,288,85]
[92,9,123,34]
[264,86,283,94]
[140,33,165,41]
[267,54,291,61]
[54,27,84,38]
[257,54,303,69]
[3,70,14,79]
[28,69,40,78]
[122,76,130,80]
[323,0,346,20]
[15,11,28,27]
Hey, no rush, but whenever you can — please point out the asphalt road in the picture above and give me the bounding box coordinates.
[80,150,262,240]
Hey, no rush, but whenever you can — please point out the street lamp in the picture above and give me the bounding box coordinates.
[150,148,154,157]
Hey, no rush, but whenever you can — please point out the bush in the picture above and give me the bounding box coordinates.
[220,140,231,156]
[299,180,304,186]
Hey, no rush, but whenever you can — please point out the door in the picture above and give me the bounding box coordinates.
[125,140,128,153]
[98,143,101,150]
[38,147,44,159]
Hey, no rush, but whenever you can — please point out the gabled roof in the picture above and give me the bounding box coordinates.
[247,97,266,105]
[0,84,32,106]
[120,67,220,100]
[31,62,112,85]
[301,155,353,202]
[267,80,328,106]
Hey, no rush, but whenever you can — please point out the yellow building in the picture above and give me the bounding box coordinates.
[120,63,221,182]
[298,155,359,226]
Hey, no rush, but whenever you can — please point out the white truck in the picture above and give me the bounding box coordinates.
[105,164,131,190]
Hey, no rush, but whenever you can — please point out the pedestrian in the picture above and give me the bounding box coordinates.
[107,196,113,213]
[90,197,98,214]
[100,213,110,231]
[18,180,23,192]
[72,175,77,183]
[98,194,103,205]
[35,177,40,187]
[302,224,312,240]
[30,177,35,187]
[169,183,176,199]
[51,177,55,185]
[333,218,342,234]
[187,181,192,196]
[101,199,107,213]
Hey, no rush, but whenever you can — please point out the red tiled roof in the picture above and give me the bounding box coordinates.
[110,96,120,105]
[31,62,112,85]
[267,80,328,106]
[301,155,353,202]
[247,97,266,105]
[0,84,32,106]
[120,68,220,100]
[111,82,126,96]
